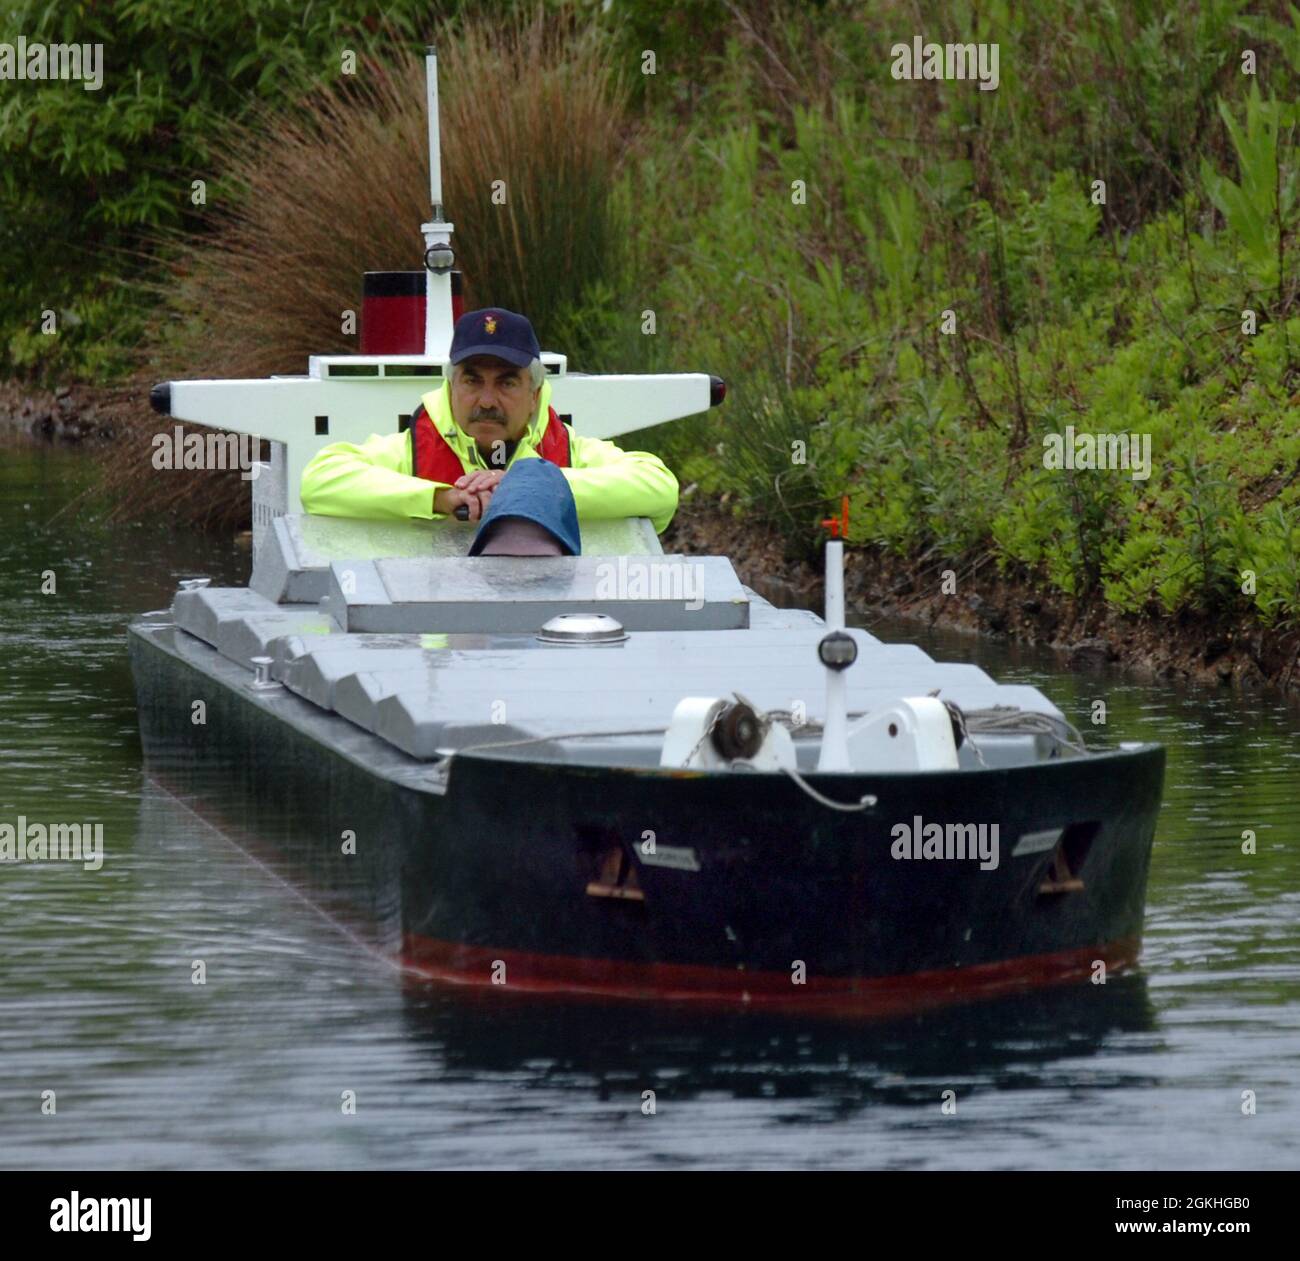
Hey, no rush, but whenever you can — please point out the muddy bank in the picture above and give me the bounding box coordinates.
[0,380,122,445]
[665,501,1300,699]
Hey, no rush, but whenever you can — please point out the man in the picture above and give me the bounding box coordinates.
[300,307,678,532]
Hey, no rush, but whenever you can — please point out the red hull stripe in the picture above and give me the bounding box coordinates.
[398,935,1141,1017]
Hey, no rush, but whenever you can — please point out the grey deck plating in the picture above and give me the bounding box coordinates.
[320,555,750,633]
[166,512,1065,768]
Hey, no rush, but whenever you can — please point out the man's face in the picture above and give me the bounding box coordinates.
[450,355,540,451]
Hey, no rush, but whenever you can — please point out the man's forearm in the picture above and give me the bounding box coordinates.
[561,453,679,532]
[301,444,442,520]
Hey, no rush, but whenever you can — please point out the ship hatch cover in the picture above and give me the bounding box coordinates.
[536,613,628,645]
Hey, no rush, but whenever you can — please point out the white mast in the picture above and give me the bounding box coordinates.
[426,44,443,209]
[421,44,456,360]
[817,541,854,771]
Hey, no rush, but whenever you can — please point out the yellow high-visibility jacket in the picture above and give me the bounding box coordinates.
[300,380,679,533]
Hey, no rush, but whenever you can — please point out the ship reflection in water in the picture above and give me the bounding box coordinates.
[118,773,1169,1166]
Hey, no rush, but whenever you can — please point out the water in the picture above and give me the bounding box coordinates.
[2,446,1298,1169]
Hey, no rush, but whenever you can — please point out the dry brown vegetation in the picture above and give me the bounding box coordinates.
[91,9,628,529]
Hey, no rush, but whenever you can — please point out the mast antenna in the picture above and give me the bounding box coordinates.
[421,43,456,358]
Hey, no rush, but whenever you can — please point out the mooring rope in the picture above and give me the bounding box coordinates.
[958,705,1089,756]
[435,700,1087,812]
[437,726,671,757]
[777,765,879,812]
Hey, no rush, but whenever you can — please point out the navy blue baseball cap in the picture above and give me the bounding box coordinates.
[468,459,582,557]
[449,307,540,370]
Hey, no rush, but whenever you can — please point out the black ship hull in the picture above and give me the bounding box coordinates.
[128,617,1164,1018]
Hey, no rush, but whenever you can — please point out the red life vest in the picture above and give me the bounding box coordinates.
[409,403,571,483]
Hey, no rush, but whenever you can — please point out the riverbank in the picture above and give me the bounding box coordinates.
[0,380,120,446]
[7,380,1297,699]
[665,503,1300,699]
[8,1,1300,664]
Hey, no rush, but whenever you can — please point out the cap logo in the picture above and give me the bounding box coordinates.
[484,315,498,335]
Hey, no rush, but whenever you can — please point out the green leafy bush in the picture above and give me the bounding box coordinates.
[0,0,430,381]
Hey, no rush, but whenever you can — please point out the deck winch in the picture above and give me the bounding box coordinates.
[658,542,961,774]
[658,692,961,773]
[660,696,797,770]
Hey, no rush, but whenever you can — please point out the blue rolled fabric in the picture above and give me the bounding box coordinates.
[468,458,582,557]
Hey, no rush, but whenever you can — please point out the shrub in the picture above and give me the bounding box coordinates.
[0,0,429,383]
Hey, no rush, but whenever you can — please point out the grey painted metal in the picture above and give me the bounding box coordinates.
[172,587,281,645]
[335,671,396,733]
[250,512,664,604]
[320,555,750,634]
[254,622,1056,761]
[215,612,339,671]
[267,625,897,701]
[136,614,1059,773]
[281,647,434,711]
[742,597,826,630]
[372,678,1055,761]
[274,630,936,692]
[163,513,1072,771]
[171,587,339,669]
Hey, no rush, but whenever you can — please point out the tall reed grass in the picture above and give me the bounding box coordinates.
[93,8,627,527]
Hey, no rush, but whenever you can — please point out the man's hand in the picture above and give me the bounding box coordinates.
[433,469,506,521]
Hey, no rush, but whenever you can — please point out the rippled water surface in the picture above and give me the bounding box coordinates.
[2,447,1297,1169]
